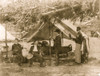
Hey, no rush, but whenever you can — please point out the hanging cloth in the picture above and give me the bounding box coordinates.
[33,45,38,52]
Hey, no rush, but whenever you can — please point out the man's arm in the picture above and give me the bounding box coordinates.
[29,46,34,54]
[18,44,23,50]
[12,44,14,51]
[69,34,76,42]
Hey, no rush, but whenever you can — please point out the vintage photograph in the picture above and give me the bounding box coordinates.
[0,0,100,76]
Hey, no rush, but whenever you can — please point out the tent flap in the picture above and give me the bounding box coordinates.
[0,24,15,41]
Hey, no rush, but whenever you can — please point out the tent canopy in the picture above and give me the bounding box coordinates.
[23,21,69,42]
[0,24,15,41]
[22,19,88,42]
[22,20,76,42]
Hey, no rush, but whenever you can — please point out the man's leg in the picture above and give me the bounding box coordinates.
[17,55,23,66]
[55,52,59,66]
[39,57,44,67]
[55,48,59,66]
[35,53,44,67]
[29,57,33,67]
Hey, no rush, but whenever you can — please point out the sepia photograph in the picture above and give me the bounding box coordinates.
[0,0,100,76]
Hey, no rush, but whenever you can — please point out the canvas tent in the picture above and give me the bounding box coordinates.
[0,24,15,41]
[22,3,90,52]
[22,18,89,52]
[23,19,88,42]
[22,3,88,42]
[23,20,69,42]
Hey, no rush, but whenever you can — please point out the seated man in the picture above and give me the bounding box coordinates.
[28,41,45,67]
[12,38,23,66]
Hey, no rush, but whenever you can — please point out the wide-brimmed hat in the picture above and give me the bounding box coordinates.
[77,27,81,31]
[15,38,19,41]
[55,29,61,33]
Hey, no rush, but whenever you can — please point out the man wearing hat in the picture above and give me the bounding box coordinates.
[69,27,84,64]
[12,38,23,66]
[54,29,61,66]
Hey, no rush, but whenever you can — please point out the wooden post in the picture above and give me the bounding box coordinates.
[49,23,52,66]
[5,24,8,59]
[99,0,100,18]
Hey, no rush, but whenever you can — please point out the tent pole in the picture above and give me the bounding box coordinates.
[99,0,100,19]
[49,23,51,66]
[5,24,8,59]
[61,32,63,46]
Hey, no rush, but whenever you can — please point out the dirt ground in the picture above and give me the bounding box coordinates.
[0,58,100,76]
[0,38,100,76]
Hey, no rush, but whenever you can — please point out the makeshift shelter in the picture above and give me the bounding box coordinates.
[23,18,90,53]
[0,24,15,41]
[23,19,87,41]
[23,21,69,42]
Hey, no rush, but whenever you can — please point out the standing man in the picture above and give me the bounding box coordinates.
[12,38,23,66]
[69,27,84,64]
[54,29,61,66]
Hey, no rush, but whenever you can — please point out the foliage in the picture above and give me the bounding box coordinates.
[0,0,98,33]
